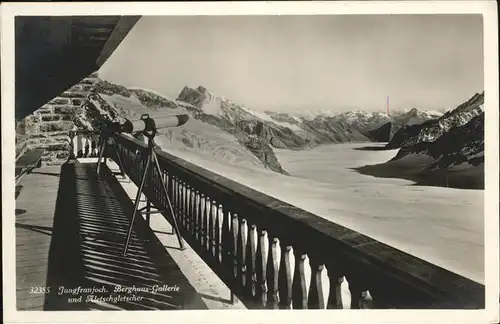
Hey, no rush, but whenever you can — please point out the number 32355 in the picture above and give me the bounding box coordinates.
[30,286,51,294]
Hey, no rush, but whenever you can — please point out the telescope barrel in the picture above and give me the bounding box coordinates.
[120,114,189,134]
[127,114,189,134]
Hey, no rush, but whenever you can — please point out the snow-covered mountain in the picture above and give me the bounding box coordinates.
[176,85,441,146]
[393,112,484,170]
[386,92,484,149]
[72,78,450,176]
[357,92,485,189]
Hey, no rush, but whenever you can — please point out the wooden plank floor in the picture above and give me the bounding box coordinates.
[15,162,207,311]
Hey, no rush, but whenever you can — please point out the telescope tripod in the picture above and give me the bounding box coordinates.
[122,136,185,256]
[96,131,126,178]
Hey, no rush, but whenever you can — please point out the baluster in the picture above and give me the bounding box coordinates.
[68,131,75,159]
[163,171,169,204]
[255,230,268,307]
[89,136,94,158]
[221,207,232,277]
[325,264,344,309]
[266,237,280,309]
[71,133,78,158]
[206,197,212,253]
[307,259,326,309]
[214,203,222,264]
[191,190,197,238]
[182,183,187,231]
[278,244,293,309]
[182,182,187,230]
[183,182,189,230]
[203,196,212,255]
[245,224,257,299]
[91,134,99,157]
[166,172,172,205]
[84,136,90,157]
[179,179,186,229]
[208,200,215,257]
[171,177,177,215]
[77,134,83,158]
[291,249,308,309]
[238,219,248,290]
[184,184,190,233]
[197,193,204,246]
[153,168,158,201]
[176,179,181,221]
[89,135,94,157]
[166,170,171,206]
[174,179,180,222]
[192,190,198,238]
[345,274,373,309]
[231,213,239,282]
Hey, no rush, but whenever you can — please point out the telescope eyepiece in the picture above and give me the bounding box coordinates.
[142,116,157,138]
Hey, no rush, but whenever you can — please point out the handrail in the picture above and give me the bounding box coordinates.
[110,132,485,309]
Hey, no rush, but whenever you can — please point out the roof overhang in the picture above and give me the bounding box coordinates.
[15,16,140,120]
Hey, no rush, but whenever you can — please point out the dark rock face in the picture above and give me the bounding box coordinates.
[93,80,132,97]
[386,92,484,149]
[129,89,179,110]
[357,93,485,190]
[393,112,484,170]
[367,122,392,142]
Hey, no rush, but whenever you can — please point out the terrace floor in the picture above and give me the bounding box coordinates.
[15,161,218,310]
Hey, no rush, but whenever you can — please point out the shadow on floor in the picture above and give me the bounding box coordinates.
[15,223,52,236]
[30,171,61,177]
[43,162,207,310]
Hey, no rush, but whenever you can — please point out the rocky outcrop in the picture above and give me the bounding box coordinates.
[393,112,484,170]
[386,92,484,149]
[15,74,100,165]
[367,122,392,142]
[357,92,485,190]
[129,88,179,110]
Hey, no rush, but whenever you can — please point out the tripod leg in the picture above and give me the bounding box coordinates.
[123,153,152,256]
[152,151,185,250]
[111,138,126,177]
[96,136,107,176]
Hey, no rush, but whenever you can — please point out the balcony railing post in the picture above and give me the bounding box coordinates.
[245,223,257,300]
[346,273,373,309]
[307,260,326,309]
[255,230,267,308]
[291,249,308,309]
[266,236,280,309]
[215,203,222,265]
[326,263,344,309]
[221,207,232,278]
[68,130,76,161]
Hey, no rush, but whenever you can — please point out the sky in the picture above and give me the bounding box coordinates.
[99,15,484,113]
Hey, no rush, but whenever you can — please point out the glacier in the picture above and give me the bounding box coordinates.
[162,141,484,284]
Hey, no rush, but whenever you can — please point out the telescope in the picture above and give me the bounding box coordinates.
[104,113,189,139]
[87,93,189,138]
[94,112,189,256]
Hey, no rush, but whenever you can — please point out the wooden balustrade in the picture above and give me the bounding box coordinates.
[109,133,485,310]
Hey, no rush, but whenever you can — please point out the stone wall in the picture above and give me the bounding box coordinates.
[15,73,100,166]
